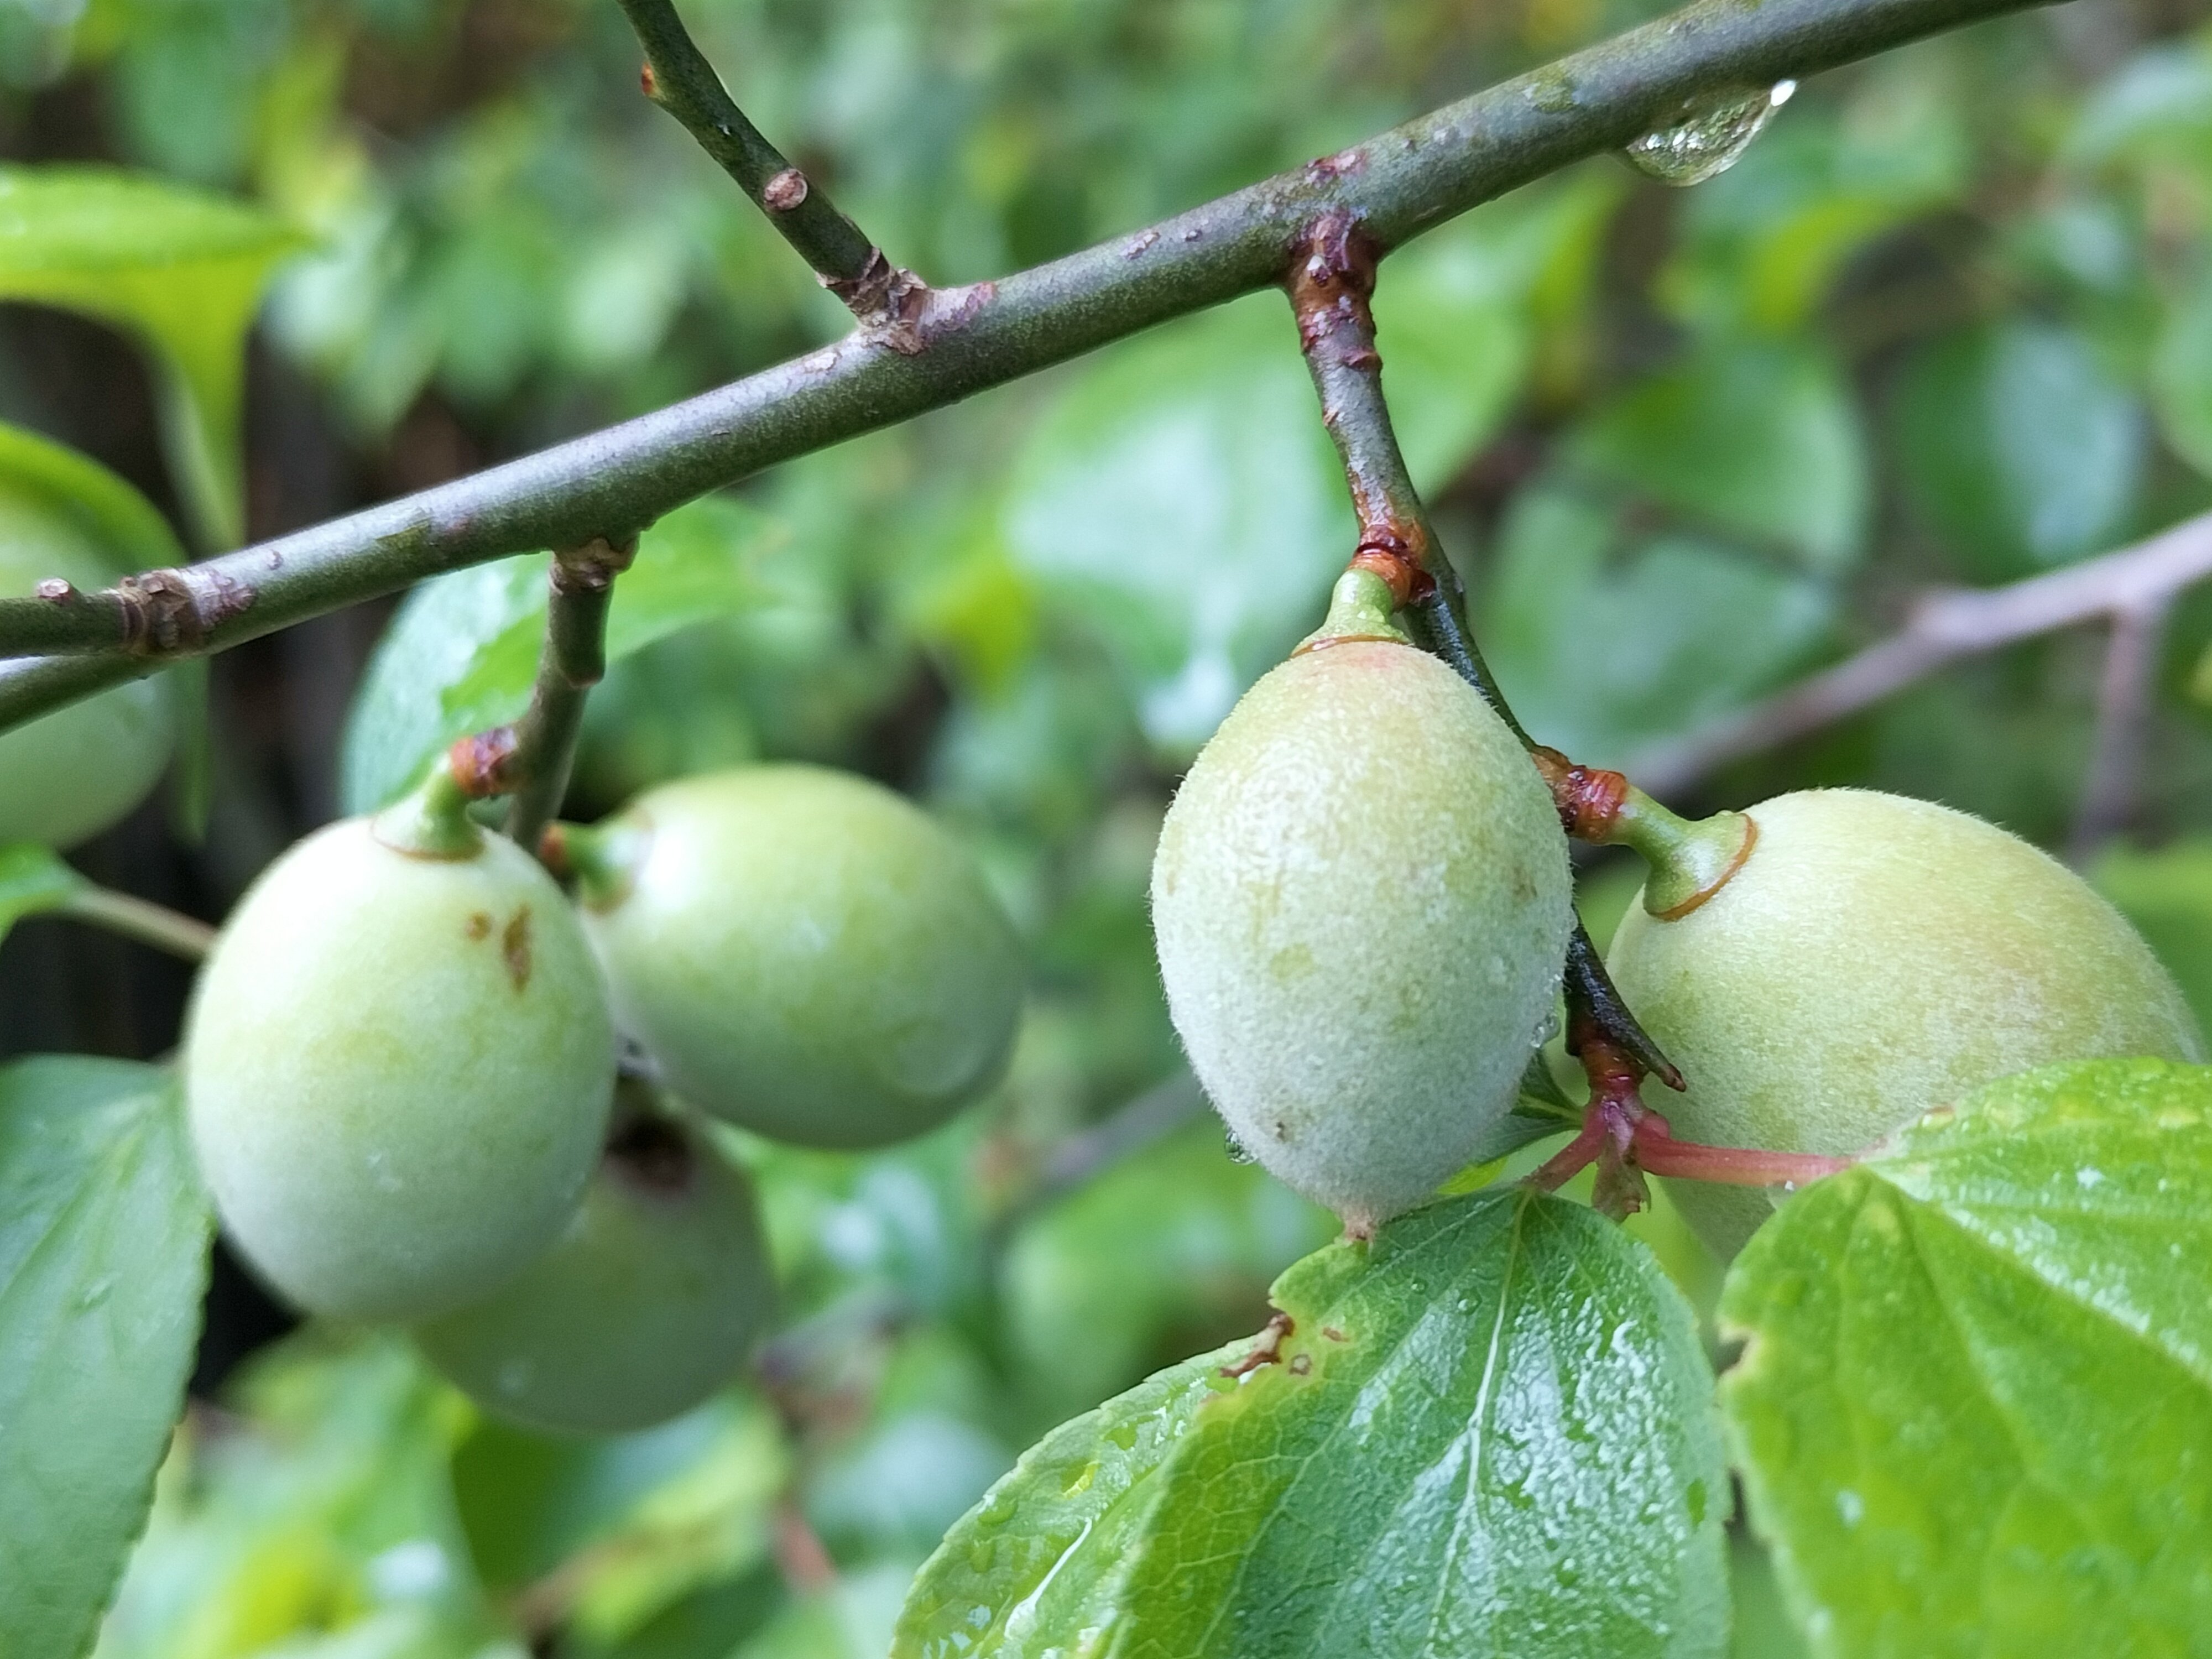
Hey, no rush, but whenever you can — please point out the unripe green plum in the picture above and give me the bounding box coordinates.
[1150,638,1575,1232]
[185,804,617,1322]
[575,766,1023,1150]
[1608,788,2203,1261]
[415,1094,774,1434]
[0,492,173,848]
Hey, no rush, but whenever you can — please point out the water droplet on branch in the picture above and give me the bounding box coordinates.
[1623,81,1795,186]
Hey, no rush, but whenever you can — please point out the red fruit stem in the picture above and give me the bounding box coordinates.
[1530,1025,1852,1220]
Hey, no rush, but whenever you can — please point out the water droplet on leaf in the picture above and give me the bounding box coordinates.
[1623,81,1794,186]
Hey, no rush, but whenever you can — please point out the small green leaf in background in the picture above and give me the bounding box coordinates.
[0,842,86,946]
[1000,1119,1336,1423]
[1115,1188,1728,1658]
[1001,294,1349,757]
[0,167,306,550]
[891,1335,1249,1659]
[2151,263,2212,481]
[98,1332,499,1659]
[338,494,786,813]
[1486,484,1833,768]
[1569,341,1868,572]
[0,1057,211,1659]
[1890,320,2145,582]
[1723,1058,2212,1657]
[2093,839,2212,1040]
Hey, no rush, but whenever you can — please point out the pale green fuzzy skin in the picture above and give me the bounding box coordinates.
[1609,789,2204,1262]
[185,820,617,1322]
[1150,641,1574,1230]
[583,766,1024,1150]
[415,1117,774,1434]
[0,505,173,847]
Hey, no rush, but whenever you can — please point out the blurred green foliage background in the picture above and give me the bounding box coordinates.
[8,0,2212,1654]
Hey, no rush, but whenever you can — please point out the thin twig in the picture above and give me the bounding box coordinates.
[0,0,2052,723]
[53,886,217,961]
[2070,598,2168,861]
[615,0,915,328]
[504,538,635,851]
[1630,509,2212,798]
[1286,213,1681,1091]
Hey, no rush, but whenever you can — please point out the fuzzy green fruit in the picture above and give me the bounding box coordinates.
[1608,788,2203,1261]
[0,486,173,848]
[415,1095,774,1434]
[1150,638,1575,1232]
[185,808,617,1322]
[576,766,1023,1150]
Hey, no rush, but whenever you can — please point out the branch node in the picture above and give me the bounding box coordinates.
[1530,746,1632,841]
[116,567,256,656]
[449,727,520,797]
[763,168,810,212]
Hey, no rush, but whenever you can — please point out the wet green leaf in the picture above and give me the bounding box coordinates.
[0,1057,211,1659]
[1114,1188,1729,1658]
[891,1335,1249,1659]
[1891,322,2144,582]
[0,167,306,549]
[1723,1058,2212,1657]
[339,495,786,812]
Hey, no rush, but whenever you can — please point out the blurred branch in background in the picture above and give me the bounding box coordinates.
[1631,510,2212,821]
[614,0,910,326]
[2073,597,2170,860]
[0,0,2052,733]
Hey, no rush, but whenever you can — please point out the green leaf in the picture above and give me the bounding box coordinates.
[891,1335,1250,1659]
[0,842,86,946]
[0,1057,212,1659]
[1001,293,1349,756]
[1485,484,1833,767]
[1569,342,1867,572]
[0,167,306,549]
[2093,839,2212,1041]
[1721,1058,2212,1656]
[1001,1119,1337,1422]
[2152,263,2212,480]
[1114,1188,1729,1658]
[1891,321,2145,582]
[338,494,786,813]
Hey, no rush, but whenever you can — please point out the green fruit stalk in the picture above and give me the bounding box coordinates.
[1150,578,1574,1233]
[1608,787,2203,1261]
[0,490,173,848]
[416,1093,775,1434]
[572,766,1024,1150]
[185,772,616,1322]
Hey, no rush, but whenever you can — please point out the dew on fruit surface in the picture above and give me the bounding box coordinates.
[74,1276,113,1311]
[1529,1007,1562,1048]
[1224,1129,1256,1165]
[1835,1489,1865,1527]
[1623,80,1794,186]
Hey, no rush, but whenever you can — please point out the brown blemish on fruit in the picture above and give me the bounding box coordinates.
[1288,1352,1313,1375]
[502,907,533,991]
[1220,1311,1294,1378]
[1322,1325,1348,1342]
[464,911,493,941]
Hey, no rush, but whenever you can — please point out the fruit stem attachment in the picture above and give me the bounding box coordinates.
[542,819,648,911]
[1529,748,1756,918]
[1530,1017,1851,1220]
[371,755,485,860]
[1286,211,1682,1095]
[1295,567,1411,654]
